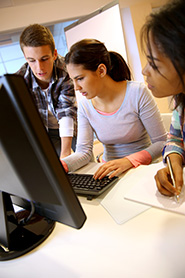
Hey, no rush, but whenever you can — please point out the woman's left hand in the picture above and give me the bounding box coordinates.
[93,157,133,179]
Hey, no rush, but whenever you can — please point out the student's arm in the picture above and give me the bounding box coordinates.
[162,108,185,162]
[60,137,72,159]
[133,86,167,162]
[59,117,73,158]
[54,56,77,140]
[123,87,167,167]
[61,99,94,172]
[155,108,185,196]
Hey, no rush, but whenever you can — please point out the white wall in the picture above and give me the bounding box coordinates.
[65,4,127,63]
[121,7,144,82]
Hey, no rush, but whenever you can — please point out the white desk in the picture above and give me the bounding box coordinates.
[1,163,185,278]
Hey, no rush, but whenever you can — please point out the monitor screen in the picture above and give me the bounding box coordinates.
[0,74,86,261]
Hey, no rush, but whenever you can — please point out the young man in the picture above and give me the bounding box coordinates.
[17,24,77,159]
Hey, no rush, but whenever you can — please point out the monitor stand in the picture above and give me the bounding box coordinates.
[0,191,55,261]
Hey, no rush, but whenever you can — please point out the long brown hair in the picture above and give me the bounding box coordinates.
[65,39,131,81]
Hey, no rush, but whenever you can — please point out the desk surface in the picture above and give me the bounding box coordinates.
[1,163,185,278]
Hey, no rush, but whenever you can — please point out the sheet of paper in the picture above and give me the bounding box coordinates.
[124,161,185,215]
[75,162,150,224]
[100,167,150,225]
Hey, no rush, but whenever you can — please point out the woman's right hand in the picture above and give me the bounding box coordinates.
[154,153,183,197]
[93,157,133,180]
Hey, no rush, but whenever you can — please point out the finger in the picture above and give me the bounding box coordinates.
[157,168,178,195]
[174,168,183,194]
[93,167,105,179]
[154,174,173,196]
[109,168,121,179]
[99,165,123,179]
[96,167,113,180]
[94,163,115,179]
[155,169,177,196]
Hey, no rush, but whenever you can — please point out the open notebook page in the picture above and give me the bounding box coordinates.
[124,161,185,215]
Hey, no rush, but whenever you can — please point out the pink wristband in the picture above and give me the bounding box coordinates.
[126,150,152,168]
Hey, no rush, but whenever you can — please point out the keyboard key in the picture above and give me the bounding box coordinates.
[68,173,118,199]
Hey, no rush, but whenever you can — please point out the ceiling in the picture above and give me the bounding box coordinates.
[0,0,167,9]
[0,0,54,8]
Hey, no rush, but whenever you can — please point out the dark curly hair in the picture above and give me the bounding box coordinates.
[141,0,185,109]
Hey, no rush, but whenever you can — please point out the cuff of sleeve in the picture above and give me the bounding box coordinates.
[61,160,69,173]
[163,150,185,164]
[59,117,74,137]
[163,145,185,164]
[126,150,152,168]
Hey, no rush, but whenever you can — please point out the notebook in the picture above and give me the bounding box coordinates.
[124,161,185,215]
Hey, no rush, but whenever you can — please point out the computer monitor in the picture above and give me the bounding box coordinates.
[0,74,86,261]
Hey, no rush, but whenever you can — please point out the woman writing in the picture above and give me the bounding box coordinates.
[62,39,167,179]
[141,0,185,198]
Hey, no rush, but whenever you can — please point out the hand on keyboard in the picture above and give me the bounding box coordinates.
[68,173,118,199]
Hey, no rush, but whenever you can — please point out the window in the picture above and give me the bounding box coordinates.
[0,20,76,75]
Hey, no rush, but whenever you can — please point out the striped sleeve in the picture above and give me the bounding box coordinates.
[163,108,185,163]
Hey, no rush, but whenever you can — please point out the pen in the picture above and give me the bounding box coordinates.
[166,156,180,202]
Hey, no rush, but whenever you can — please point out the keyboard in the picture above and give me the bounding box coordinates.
[68,173,118,200]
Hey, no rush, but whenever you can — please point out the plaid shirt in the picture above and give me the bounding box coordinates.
[16,54,77,137]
